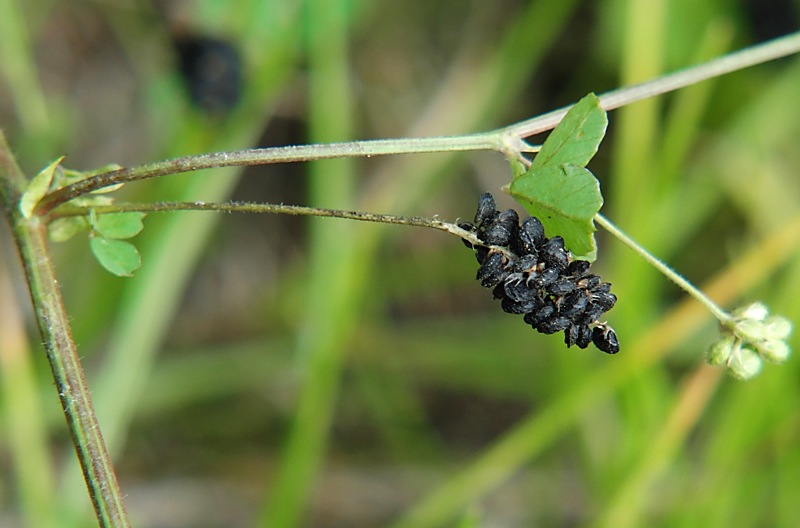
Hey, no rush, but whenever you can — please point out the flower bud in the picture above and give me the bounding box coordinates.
[734,302,769,321]
[727,346,763,381]
[756,339,791,364]
[707,335,737,366]
[763,316,792,341]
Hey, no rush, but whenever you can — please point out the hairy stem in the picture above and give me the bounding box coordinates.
[503,30,800,137]
[0,134,130,527]
[36,133,507,214]
[35,31,800,215]
[54,200,501,254]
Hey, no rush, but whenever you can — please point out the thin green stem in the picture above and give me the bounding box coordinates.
[503,30,800,137]
[53,200,506,256]
[594,213,731,324]
[11,217,131,527]
[0,134,130,527]
[36,133,505,214]
[79,203,735,327]
[35,31,800,216]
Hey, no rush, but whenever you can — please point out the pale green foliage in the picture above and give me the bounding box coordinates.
[510,93,607,260]
[88,236,141,277]
[19,156,63,218]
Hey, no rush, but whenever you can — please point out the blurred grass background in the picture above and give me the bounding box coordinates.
[1,0,800,527]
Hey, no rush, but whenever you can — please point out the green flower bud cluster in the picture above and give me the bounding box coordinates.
[707,302,792,380]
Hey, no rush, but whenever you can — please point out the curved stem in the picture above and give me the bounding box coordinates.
[594,213,731,324]
[35,31,800,216]
[36,133,503,214]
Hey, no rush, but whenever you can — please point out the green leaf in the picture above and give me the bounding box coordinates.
[527,93,607,173]
[48,216,89,242]
[89,236,141,276]
[510,164,603,260]
[90,211,145,239]
[508,93,608,260]
[19,156,64,218]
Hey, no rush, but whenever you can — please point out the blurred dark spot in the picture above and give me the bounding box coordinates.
[174,35,243,115]
[742,0,799,42]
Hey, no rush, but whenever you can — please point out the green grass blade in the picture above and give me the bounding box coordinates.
[258,0,359,526]
[0,260,59,528]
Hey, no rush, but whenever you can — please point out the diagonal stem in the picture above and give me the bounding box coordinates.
[594,213,732,325]
[1,133,130,527]
[501,30,800,137]
[34,31,800,216]
[52,200,509,257]
[35,133,503,214]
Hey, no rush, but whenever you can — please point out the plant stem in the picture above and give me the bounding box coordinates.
[0,134,130,527]
[594,213,731,325]
[36,133,506,214]
[503,30,800,137]
[33,31,800,216]
[12,217,131,527]
[54,200,502,253]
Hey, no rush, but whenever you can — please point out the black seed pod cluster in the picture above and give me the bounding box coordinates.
[460,193,620,354]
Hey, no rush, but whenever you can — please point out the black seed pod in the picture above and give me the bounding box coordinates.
[481,209,520,246]
[576,303,606,325]
[575,324,593,348]
[514,253,539,274]
[463,193,619,354]
[577,274,601,289]
[529,267,559,289]
[537,316,571,334]
[491,282,506,300]
[475,193,497,226]
[477,252,510,288]
[565,323,579,347]
[592,324,620,354]
[567,259,591,277]
[547,277,578,296]
[590,290,617,312]
[474,246,489,265]
[540,236,569,270]
[558,289,589,319]
[514,216,545,255]
[496,209,520,232]
[481,223,513,246]
[525,302,556,327]
[501,296,538,314]
[504,276,538,303]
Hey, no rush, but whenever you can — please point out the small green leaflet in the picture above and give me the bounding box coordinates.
[19,157,64,218]
[510,93,607,261]
[86,211,145,275]
[48,216,89,242]
[19,159,124,219]
[89,236,141,277]
[510,164,602,259]
[89,211,145,239]
[21,159,145,276]
[528,94,608,171]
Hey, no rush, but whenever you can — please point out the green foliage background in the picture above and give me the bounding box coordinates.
[1,1,799,527]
